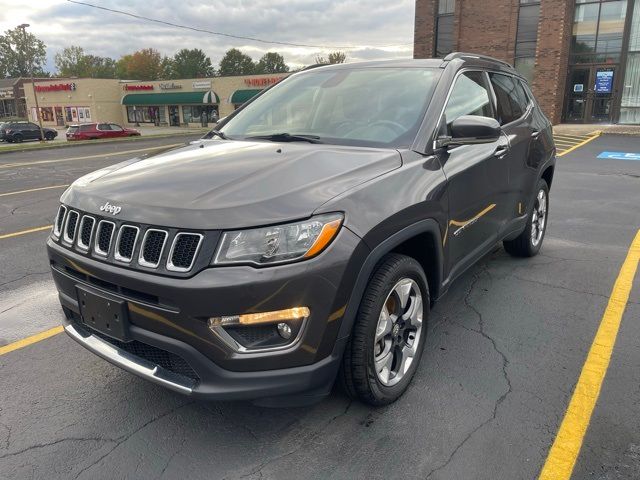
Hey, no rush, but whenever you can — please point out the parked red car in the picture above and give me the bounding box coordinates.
[66,123,140,141]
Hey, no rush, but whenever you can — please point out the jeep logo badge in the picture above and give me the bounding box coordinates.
[99,201,122,215]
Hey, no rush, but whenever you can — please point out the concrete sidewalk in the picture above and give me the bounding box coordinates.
[554,123,640,136]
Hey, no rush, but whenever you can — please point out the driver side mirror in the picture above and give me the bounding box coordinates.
[436,115,501,149]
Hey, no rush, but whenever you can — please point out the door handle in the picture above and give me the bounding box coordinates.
[531,131,541,139]
[494,145,509,158]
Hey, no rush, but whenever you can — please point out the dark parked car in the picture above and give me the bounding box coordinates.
[66,122,140,141]
[48,53,555,406]
[0,121,57,142]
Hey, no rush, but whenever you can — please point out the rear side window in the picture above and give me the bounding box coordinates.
[97,123,112,130]
[443,71,493,130]
[489,73,529,125]
[79,124,93,132]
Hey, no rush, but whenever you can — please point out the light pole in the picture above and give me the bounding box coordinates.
[17,23,45,143]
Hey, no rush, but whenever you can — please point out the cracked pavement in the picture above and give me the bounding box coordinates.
[1,134,639,479]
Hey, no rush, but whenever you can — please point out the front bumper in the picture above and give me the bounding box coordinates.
[48,227,368,401]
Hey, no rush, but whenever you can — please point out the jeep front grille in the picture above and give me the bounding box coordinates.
[53,205,212,276]
[139,229,167,268]
[95,220,115,256]
[115,225,139,263]
[168,233,203,272]
[63,211,79,243]
[77,216,95,251]
[54,205,67,237]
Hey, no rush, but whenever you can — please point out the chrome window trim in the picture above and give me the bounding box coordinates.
[138,229,168,269]
[76,215,96,252]
[94,220,116,257]
[114,225,140,264]
[62,210,80,245]
[166,233,203,273]
[53,205,67,238]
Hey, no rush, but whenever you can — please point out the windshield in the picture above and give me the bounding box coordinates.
[221,67,441,149]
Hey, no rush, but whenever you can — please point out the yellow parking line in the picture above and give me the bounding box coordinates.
[0,326,64,356]
[557,132,601,157]
[0,184,69,197]
[539,229,640,480]
[0,143,183,169]
[553,134,591,141]
[0,225,52,240]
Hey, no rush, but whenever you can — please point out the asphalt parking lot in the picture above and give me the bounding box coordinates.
[0,133,639,480]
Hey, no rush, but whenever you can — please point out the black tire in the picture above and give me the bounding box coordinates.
[504,178,549,257]
[12,134,23,143]
[44,132,55,141]
[339,253,429,406]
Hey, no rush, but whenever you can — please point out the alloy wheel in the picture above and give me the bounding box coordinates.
[531,188,547,247]
[374,278,423,387]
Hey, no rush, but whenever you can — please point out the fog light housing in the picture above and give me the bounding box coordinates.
[208,307,310,351]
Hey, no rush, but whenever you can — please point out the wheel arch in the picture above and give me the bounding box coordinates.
[541,164,554,189]
[337,219,444,341]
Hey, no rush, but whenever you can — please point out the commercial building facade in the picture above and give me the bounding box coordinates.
[415,0,640,125]
[23,73,290,128]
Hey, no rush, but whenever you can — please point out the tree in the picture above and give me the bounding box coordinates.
[169,48,214,78]
[255,52,289,74]
[217,49,255,76]
[315,51,347,65]
[0,27,47,77]
[116,48,166,80]
[54,46,117,78]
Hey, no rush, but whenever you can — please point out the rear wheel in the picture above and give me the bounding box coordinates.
[504,179,549,257]
[44,132,55,141]
[340,254,429,406]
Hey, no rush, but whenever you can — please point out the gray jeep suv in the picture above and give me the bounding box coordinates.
[47,53,555,406]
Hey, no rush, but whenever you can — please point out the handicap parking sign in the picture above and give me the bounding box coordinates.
[597,151,640,161]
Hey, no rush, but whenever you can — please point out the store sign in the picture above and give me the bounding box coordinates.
[123,84,154,91]
[192,80,212,89]
[159,82,182,90]
[34,83,76,92]
[595,69,614,94]
[597,151,640,161]
[244,77,282,87]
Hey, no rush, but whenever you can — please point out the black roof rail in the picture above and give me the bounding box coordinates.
[443,52,513,69]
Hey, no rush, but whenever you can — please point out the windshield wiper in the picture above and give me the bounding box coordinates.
[204,129,229,140]
[246,133,323,144]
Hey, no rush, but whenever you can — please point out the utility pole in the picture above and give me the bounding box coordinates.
[17,24,45,143]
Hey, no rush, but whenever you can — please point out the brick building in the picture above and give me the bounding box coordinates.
[414,0,640,125]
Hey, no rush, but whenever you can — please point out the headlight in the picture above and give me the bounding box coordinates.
[214,213,343,266]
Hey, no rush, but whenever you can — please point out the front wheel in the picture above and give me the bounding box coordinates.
[339,253,429,406]
[504,179,549,257]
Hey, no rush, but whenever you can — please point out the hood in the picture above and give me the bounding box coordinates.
[62,140,401,229]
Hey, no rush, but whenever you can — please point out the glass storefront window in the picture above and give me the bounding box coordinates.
[182,105,218,123]
[596,1,627,54]
[620,0,640,123]
[126,106,166,124]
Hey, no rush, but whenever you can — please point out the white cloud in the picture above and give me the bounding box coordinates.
[0,0,415,74]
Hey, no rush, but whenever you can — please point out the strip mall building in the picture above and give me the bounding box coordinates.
[23,73,290,128]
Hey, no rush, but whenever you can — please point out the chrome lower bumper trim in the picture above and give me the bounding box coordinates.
[64,324,194,395]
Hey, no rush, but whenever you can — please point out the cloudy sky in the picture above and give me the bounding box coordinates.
[0,0,415,73]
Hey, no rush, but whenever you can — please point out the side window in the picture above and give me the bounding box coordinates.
[109,124,123,131]
[489,73,528,125]
[443,71,493,132]
[97,123,111,131]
